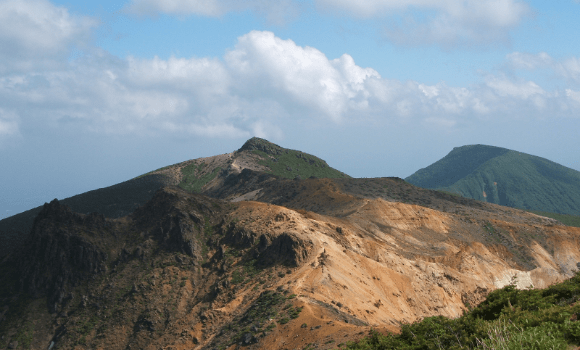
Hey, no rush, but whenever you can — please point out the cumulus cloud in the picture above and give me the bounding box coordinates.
[0,0,97,73]
[2,20,580,142]
[125,0,299,24]
[225,31,381,122]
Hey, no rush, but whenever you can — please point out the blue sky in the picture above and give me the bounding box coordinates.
[1,0,580,219]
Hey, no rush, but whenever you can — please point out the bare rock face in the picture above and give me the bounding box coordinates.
[156,213,200,257]
[223,224,258,248]
[132,188,222,260]
[256,231,312,267]
[17,199,108,312]
[221,205,314,267]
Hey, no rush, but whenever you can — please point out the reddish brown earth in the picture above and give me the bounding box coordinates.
[2,172,580,350]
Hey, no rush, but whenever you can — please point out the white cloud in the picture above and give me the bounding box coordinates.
[486,75,544,99]
[506,52,553,70]
[316,0,531,47]
[125,0,299,24]
[558,57,580,82]
[566,89,580,104]
[0,0,97,73]
[2,24,580,141]
[224,31,381,122]
[506,52,580,83]
[123,0,529,47]
[0,109,19,136]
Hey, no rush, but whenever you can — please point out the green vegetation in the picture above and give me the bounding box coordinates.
[527,210,580,228]
[78,314,99,337]
[436,189,462,197]
[252,148,349,180]
[230,259,262,285]
[13,320,34,349]
[231,270,244,284]
[406,145,580,216]
[213,290,303,348]
[337,272,580,349]
[178,162,222,193]
[406,145,510,189]
[240,137,348,179]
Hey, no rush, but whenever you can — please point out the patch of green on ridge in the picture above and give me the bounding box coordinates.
[239,137,349,179]
[253,149,348,179]
[178,162,221,193]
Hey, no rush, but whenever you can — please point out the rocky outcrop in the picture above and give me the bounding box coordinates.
[156,213,201,257]
[17,199,108,312]
[0,173,172,259]
[132,187,225,260]
[255,231,312,267]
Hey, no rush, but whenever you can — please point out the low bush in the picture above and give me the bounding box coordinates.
[339,272,580,349]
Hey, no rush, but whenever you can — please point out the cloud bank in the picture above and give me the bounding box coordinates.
[0,0,579,144]
[0,0,97,74]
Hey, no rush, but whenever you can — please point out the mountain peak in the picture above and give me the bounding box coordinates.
[237,137,285,155]
[406,144,580,215]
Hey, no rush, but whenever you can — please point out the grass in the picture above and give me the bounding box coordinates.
[251,147,349,180]
[178,162,222,193]
[13,320,34,349]
[337,271,580,349]
[230,260,262,285]
[406,145,580,216]
[210,289,304,348]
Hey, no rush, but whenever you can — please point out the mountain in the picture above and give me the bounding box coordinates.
[405,144,580,216]
[0,137,348,259]
[2,139,580,349]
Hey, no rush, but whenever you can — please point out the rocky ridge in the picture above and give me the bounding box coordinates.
[2,173,580,349]
[2,139,580,349]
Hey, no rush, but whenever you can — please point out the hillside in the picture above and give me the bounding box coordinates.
[344,271,580,349]
[406,144,580,216]
[3,140,580,349]
[3,169,580,349]
[0,137,347,259]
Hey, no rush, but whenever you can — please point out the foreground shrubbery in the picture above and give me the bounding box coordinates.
[341,273,580,349]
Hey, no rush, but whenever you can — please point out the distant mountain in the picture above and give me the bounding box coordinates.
[0,137,348,258]
[405,144,580,215]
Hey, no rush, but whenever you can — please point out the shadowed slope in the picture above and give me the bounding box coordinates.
[0,138,347,259]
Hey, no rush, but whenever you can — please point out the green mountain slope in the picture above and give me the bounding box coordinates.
[238,137,349,180]
[406,145,580,215]
[138,137,349,193]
